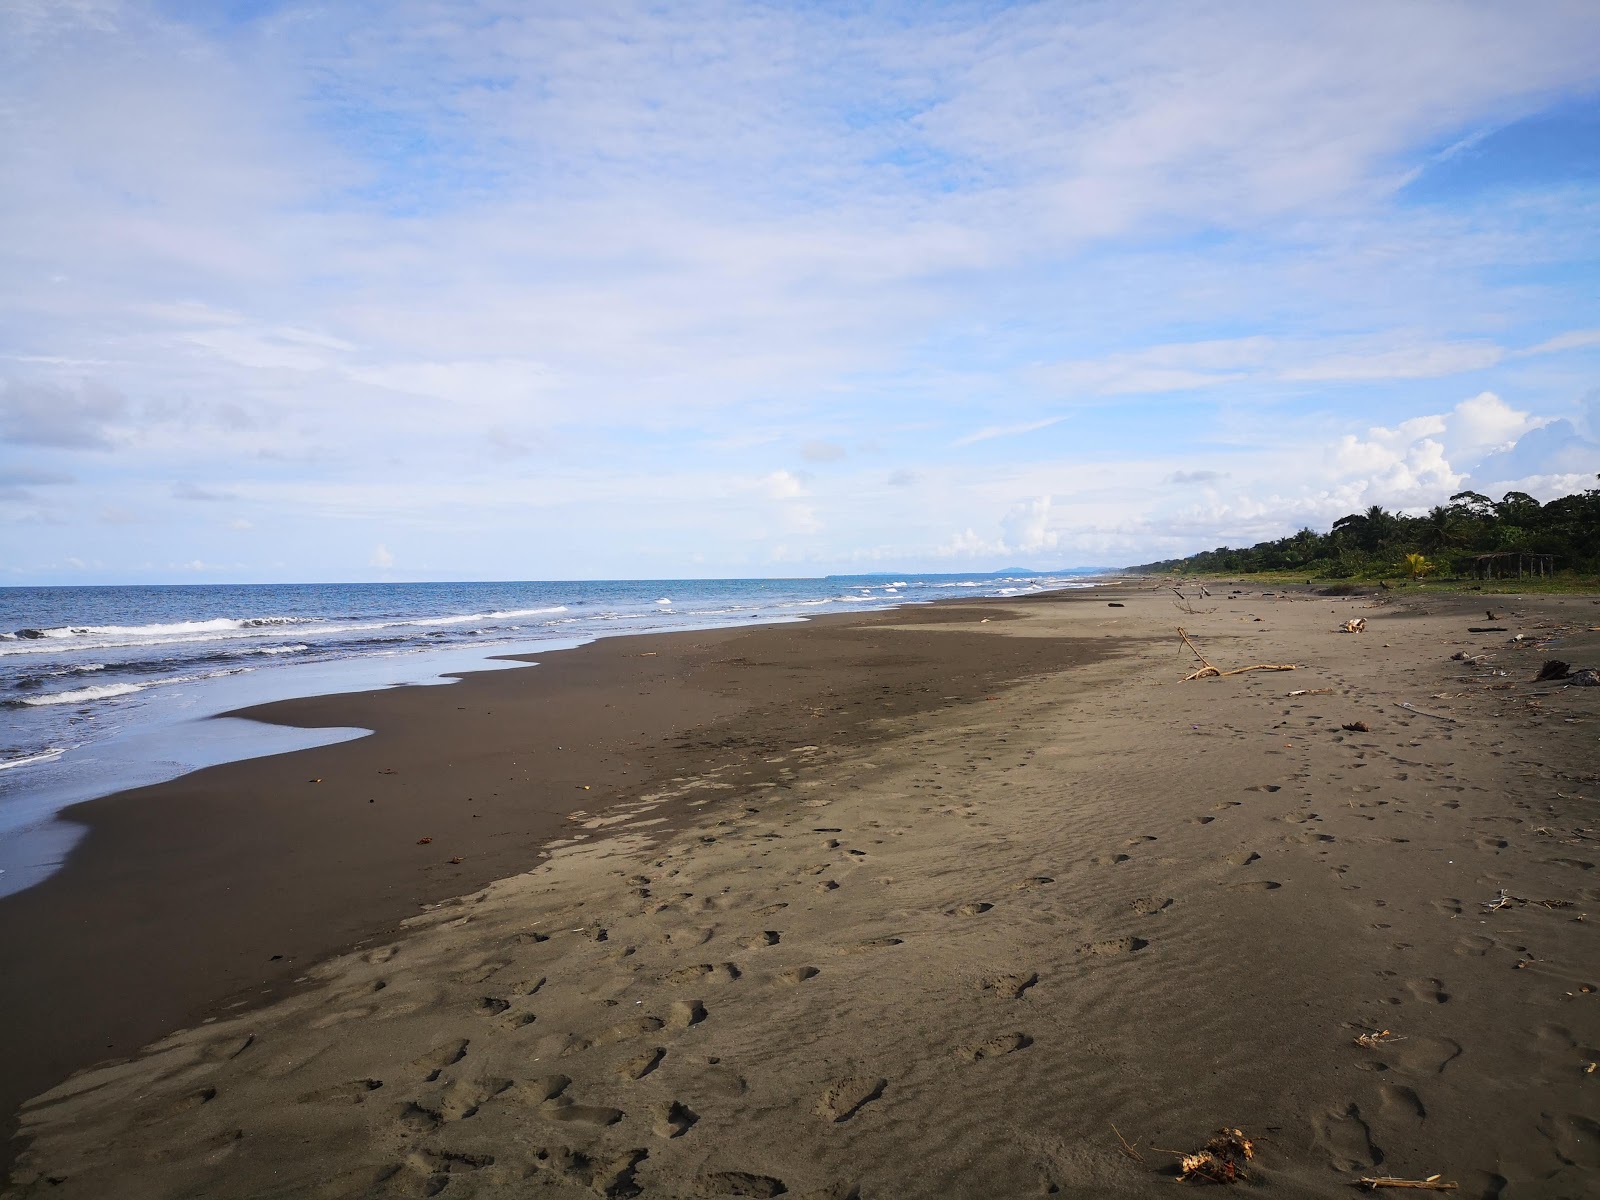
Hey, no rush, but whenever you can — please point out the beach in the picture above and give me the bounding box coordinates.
[4,581,1599,1198]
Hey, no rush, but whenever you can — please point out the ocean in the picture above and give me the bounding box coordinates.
[0,572,1101,895]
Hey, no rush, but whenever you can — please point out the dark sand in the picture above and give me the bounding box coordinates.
[0,601,1117,1181]
[5,583,1600,1198]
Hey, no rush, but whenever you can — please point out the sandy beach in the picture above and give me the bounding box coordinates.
[4,581,1599,1198]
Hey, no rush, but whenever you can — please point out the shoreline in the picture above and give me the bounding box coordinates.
[6,581,1599,1196]
[0,589,1120,1182]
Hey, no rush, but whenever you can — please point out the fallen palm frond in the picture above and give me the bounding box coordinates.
[1356,1176,1457,1191]
[1160,1129,1255,1185]
[1177,629,1298,681]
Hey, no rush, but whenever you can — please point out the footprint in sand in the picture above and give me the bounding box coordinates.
[664,963,741,985]
[839,937,903,954]
[1245,784,1282,793]
[668,999,708,1028]
[1313,1103,1382,1171]
[981,972,1038,998]
[1091,853,1130,866]
[1226,850,1262,867]
[1014,876,1055,890]
[778,966,821,985]
[617,1048,665,1081]
[375,1148,496,1196]
[200,1033,255,1062]
[564,1016,665,1055]
[1378,1083,1426,1126]
[949,901,993,916]
[1076,936,1147,956]
[653,1100,700,1138]
[692,1171,787,1198]
[170,1086,217,1113]
[542,1097,624,1127]
[1404,977,1451,1004]
[1538,1113,1600,1167]
[959,1032,1032,1061]
[530,1146,647,1196]
[296,1078,384,1106]
[1224,880,1281,892]
[742,931,781,948]
[404,1076,514,1128]
[412,1038,469,1081]
[816,1077,886,1123]
[1130,896,1172,916]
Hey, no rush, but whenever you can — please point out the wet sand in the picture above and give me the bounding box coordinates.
[4,583,1600,1197]
[0,600,1117,1183]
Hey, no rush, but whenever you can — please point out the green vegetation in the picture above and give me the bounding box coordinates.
[1130,479,1600,585]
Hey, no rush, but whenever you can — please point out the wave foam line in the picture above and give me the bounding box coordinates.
[0,747,68,770]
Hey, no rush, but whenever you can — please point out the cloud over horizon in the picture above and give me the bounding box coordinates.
[1,0,1598,583]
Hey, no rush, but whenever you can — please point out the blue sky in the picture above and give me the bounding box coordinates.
[2,0,1598,584]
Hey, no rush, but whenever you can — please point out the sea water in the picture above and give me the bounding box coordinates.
[0,572,1100,894]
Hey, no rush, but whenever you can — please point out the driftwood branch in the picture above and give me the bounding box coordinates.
[1177,628,1298,680]
[1356,1176,1457,1192]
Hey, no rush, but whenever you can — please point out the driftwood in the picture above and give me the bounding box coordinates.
[1178,629,1298,680]
[1360,1181,1453,1193]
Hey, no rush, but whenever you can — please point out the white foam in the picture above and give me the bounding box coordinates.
[0,747,68,770]
[15,668,247,707]
[655,598,672,605]
[17,682,150,705]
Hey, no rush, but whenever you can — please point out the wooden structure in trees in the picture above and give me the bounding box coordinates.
[1466,551,1557,579]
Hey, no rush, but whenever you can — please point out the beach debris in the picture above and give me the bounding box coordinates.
[1108,601,1126,607]
[1177,629,1298,681]
[448,856,464,864]
[1356,1177,1457,1192]
[378,767,397,774]
[1586,1062,1598,1074]
[1168,1128,1255,1184]
[1342,721,1370,733]
[1482,889,1514,912]
[1342,618,1368,633]
[1395,701,1456,722]
[1354,1029,1404,1049]
[1486,609,1499,620]
[416,836,433,845]
[1111,1123,1145,1163]
[1289,688,1334,696]
[1571,669,1600,687]
[1467,626,1507,633]
[1536,660,1572,681]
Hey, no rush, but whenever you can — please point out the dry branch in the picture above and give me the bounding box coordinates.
[1177,628,1298,680]
[1356,1176,1457,1192]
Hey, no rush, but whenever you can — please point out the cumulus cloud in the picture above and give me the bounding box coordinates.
[369,543,395,568]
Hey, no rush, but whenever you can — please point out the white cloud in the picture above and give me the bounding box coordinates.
[369,543,394,568]
[3,2,1599,581]
[953,415,1066,446]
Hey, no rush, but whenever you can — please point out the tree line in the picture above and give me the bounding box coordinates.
[1129,478,1600,579]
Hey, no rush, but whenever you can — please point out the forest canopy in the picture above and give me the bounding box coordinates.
[1129,479,1600,579]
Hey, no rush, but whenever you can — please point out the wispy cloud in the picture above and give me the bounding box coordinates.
[1,1,1597,580]
[953,416,1066,447]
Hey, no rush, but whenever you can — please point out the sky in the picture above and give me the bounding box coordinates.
[2,0,1599,585]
